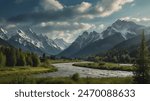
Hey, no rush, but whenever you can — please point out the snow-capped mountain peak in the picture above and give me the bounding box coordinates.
[0,28,8,40]
[0,28,7,34]
[17,29,29,39]
[3,28,63,55]
[54,38,70,50]
[102,19,144,40]
[112,19,143,30]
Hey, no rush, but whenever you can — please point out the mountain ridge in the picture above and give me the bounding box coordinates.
[59,19,148,58]
[0,27,70,55]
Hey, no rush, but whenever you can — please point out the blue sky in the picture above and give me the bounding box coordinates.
[0,0,150,42]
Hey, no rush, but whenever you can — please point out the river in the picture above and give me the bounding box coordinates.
[36,62,133,78]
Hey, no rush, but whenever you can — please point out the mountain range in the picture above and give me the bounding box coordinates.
[59,19,150,58]
[0,28,70,55]
[1,19,150,58]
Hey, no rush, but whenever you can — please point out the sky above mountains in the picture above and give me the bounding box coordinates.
[0,0,150,42]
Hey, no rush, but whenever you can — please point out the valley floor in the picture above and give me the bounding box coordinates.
[37,62,133,78]
[0,60,134,84]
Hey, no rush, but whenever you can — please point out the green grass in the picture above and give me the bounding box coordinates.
[0,66,57,77]
[0,59,81,84]
[0,65,57,83]
[73,62,135,71]
[34,77,133,84]
[0,75,133,84]
[47,59,81,64]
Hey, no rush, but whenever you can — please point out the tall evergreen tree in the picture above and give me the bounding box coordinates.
[25,52,33,66]
[6,48,16,67]
[134,30,150,83]
[0,51,6,68]
[19,52,26,66]
[16,49,26,66]
[32,53,40,67]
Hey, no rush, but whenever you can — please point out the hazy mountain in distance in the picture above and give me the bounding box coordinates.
[58,31,103,57]
[113,33,150,53]
[54,38,71,50]
[0,38,11,47]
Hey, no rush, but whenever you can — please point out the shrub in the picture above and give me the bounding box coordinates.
[71,73,80,81]
[98,62,105,66]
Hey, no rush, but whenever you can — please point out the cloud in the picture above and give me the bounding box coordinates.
[40,0,63,11]
[6,24,17,29]
[9,0,134,23]
[98,24,105,29]
[32,21,96,42]
[33,21,96,32]
[95,0,134,17]
[121,17,150,22]
[75,2,92,13]
[6,0,134,42]
[45,23,105,43]
[46,30,78,43]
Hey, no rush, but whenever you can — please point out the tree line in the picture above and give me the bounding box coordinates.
[0,46,40,67]
[104,49,133,63]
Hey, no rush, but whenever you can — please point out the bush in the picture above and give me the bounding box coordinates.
[98,62,105,66]
[41,59,51,68]
[71,73,80,81]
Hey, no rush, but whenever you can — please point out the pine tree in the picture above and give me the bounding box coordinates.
[25,52,33,66]
[32,53,40,67]
[6,48,16,67]
[16,49,26,66]
[134,30,150,83]
[0,51,6,68]
[19,53,26,66]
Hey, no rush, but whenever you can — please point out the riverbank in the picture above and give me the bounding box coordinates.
[0,61,134,84]
[73,62,135,71]
[37,62,133,78]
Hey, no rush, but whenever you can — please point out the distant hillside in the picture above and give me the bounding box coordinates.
[0,38,11,47]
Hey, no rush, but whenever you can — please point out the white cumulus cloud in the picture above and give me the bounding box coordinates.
[121,17,150,22]
[41,0,63,11]
[75,2,92,13]
[95,0,134,17]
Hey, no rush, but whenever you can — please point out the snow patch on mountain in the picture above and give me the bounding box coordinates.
[102,19,144,40]
[54,38,71,50]
[0,28,8,40]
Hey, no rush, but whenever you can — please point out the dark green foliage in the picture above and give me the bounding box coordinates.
[134,31,150,84]
[32,53,40,67]
[71,73,80,81]
[6,48,17,67]
[104,49,132,63]
[0,46,40,67]
[16,49,26,66]
[19,53,26,66]
[25,52,33,66]
[0,51,6,68]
